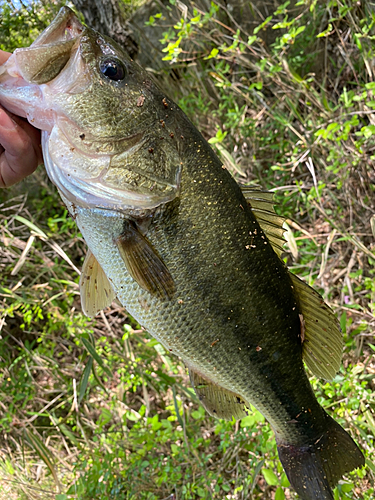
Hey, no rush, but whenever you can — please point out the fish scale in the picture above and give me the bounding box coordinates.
[0,7,365,499]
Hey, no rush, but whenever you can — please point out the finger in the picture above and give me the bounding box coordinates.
[0,50,11,65]
[0,108,42,188]
[4,108,43,164]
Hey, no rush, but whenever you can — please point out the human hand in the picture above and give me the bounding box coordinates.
[0,50,43,188]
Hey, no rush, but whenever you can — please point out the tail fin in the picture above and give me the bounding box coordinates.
[277,415,365,500]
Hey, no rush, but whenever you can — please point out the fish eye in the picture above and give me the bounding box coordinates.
[99,58,126,82]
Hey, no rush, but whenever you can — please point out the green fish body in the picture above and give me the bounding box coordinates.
[0,8,365,499]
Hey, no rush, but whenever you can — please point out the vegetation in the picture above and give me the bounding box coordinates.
[0,0,374,499]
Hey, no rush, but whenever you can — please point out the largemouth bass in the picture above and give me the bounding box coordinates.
[0,8,365,499]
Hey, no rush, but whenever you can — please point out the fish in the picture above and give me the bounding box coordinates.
[0,7,365,499]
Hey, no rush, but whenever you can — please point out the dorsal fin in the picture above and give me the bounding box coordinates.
[189,368,251,420]
[79,249,116,318]
[289,273,342,380]
[241,186,342,380]
[241,187,286,257]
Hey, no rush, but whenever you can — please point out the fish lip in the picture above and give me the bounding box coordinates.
[31,7,84,47]
[2,7,84,88]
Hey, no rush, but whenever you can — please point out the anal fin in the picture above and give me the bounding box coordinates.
[189,369,251,420]
[79,249,116,318]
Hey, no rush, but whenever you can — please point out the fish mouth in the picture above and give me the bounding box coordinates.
[0,8,85,124]
[30,7,83,48]
[11,7,84,85]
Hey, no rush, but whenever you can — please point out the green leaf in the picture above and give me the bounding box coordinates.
[57,422,79,447]
[341,483,354,493]
[295,25,306,36]
[360,125,375,138]
[97,408,112,427]
[150,414,162,431]
[280,472,290,487]
[204,47,219,60]
[4,460,14,475]
[171,443,179,453]
[274,1,291,16]
[240,415,255,427]
[262,468,279,486]
[145,16,155,26]
[275,487,285,500]
[317,23,333,38]
[340,312,347,333]
[250,81,263,90]
[254,16,272,35]
[247,35,257,45]
[191,409,203,419]
[250,460,265,494]
[254,410,265,423]
[365,458,375,473]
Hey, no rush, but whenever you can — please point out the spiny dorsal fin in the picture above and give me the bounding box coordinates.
[115,220,175,300]
[80,249,116,318]
[241,187,286,257]
[290,273,343,380]
[189,368,251,420]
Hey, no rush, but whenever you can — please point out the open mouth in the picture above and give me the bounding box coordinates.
[31,7,83,47]
[12,7,84,85]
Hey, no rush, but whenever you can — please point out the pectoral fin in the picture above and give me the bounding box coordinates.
[115,221,175,300]
[189,369,251,420]
[290,273,343,380]
[79,249,116,318]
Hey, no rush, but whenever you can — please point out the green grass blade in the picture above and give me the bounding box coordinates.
[23,428,60,487]
[14,215,48,239]
[79,356,93,405]
[80,337,112,378]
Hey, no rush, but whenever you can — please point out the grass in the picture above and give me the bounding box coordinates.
[0,0,374,499]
